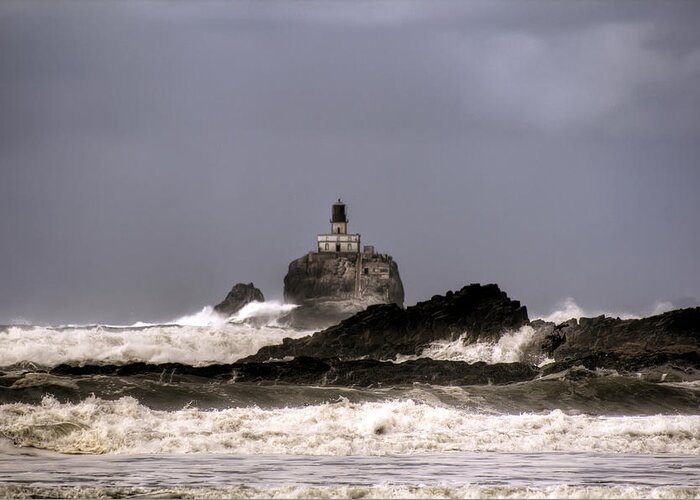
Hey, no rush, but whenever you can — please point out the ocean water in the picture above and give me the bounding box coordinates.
[1,302,699,499]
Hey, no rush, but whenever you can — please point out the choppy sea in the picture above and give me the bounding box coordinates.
[1,302,699,498]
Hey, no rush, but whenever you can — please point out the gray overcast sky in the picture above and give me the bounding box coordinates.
[1,0,699,324]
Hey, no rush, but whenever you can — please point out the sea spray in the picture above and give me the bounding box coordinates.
[534,297,699,324]
[228,300,298,326]
[534,297,642,324]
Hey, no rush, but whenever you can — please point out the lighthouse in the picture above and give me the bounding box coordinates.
[317,199,361,253]
[282,198,404,328]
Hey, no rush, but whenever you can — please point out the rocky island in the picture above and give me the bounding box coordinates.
[280,199,404,329]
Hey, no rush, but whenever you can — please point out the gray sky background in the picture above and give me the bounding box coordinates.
[1,0,699,324]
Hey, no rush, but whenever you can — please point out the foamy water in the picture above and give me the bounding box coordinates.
[2,395,698,455]
[2,452,699,499]
[3,484,697,499]
[0,302,309,368]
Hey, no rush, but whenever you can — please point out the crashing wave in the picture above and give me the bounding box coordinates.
[1,395,698,455]
[0,301,311,368]
[396,325,552,366]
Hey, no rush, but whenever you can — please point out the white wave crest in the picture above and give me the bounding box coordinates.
[171,300,297,327]
[397,326,551,366]
[229,300,298,326]
[170,305,229,327]
[2,396,698,455]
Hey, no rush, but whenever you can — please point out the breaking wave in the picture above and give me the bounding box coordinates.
[396,326,552,366]
[170,305,230,327]
[1,396,698,455]
[0,302,309,368]
[173,301,297,327]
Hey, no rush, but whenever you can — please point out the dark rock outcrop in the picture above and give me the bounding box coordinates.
[213,282,264,317]
[531,318,570,357]
[281,252,404,329]
[202,276,700,385]
[50,357,539,387]
[245,283,529,362]
[536,307,700,375]
[284,252,404,304]
[550,307,700,359]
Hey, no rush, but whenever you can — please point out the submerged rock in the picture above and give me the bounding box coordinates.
[213,283,264,317]
[245,283,529,362]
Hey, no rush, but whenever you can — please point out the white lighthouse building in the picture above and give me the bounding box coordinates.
[317,199,361,253]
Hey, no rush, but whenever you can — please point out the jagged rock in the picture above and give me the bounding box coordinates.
[213,282,264,317]
[281,251,404,329]
[530,318,568,357]
[534,307,700,376]
[551,307,700,361]
[244,283,529,361]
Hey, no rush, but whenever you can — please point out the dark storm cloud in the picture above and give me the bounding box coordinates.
[1,0,699,324]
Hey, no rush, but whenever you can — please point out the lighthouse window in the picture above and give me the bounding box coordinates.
[324,243,329,251]
[347,244,352,250]
[364,268,369,275]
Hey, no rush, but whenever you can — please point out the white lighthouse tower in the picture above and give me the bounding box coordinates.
[317,199,360,253]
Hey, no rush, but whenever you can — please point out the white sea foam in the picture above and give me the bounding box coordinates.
[0,302,310,368]
[396,326,552,366]
[1,396,698,455]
